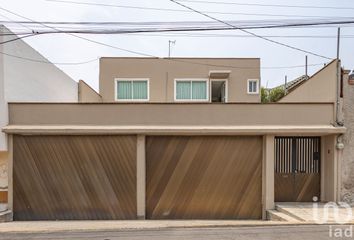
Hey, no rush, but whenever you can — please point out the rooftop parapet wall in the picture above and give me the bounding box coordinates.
[7,103,335,127]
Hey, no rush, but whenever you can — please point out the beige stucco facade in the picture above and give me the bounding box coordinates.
[6,103,337,128]
[1,56,349,220]
[78,80,102,103]
[99,57,260,103]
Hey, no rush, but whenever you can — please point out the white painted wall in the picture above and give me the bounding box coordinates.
[0,26,78,151]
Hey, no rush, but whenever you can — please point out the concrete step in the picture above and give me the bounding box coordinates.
[275,205,306,222]
[0,210,12,222]
[0,203,7,212]
[266,210,301,222]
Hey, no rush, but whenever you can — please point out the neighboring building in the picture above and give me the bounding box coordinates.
[0,26,78,203]
[342,69,354,204]
[1,56,346,221]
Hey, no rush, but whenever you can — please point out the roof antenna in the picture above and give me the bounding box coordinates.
[168,40,176,58]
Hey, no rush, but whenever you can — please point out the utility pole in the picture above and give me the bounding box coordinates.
[337,28,340,60]
[168,40,176,58]
[284,75,288,94]
[336,27,343,126]
[305,55,308,78]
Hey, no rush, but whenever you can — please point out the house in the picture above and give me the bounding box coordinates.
[1,56,346,221]
[0,26,78,205]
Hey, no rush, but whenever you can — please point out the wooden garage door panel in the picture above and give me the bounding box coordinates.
[146,136,262,219]
[13,135,137,220]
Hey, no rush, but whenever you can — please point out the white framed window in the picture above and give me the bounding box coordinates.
[247,79,259,94]
[174,79,209,101]
[115,78,149,101]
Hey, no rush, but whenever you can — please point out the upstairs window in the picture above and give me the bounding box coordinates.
[175,79,208,101]
[115,79,149,101]
[247,79,259,94]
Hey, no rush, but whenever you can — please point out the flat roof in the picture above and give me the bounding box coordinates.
[99,57,260,60]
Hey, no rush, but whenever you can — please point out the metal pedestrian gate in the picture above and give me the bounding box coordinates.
[274,137,321,202]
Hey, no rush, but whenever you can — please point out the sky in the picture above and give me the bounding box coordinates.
[0,0,353,91]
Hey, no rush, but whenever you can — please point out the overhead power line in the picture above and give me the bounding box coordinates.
[0,6,155,57]
[45,0,354,19]
[0,49,325,69]
[0,34,36,45]
[176,0,354,10]
[1,19,354,37]
[0,51,98,65]
[0,6,331,70]
[168,0,332,60]
[2,19,354,27]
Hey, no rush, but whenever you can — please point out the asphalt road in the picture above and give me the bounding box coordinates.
[0,225,352,240]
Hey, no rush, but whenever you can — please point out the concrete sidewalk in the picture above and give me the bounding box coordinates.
[0,220,303,233]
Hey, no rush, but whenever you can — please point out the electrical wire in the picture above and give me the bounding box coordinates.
[1,16,354,37]
[45,0,354,19]
[0,6,331,70]
[0,19,354,37]
[0,6,156,57]
[176,0,354,10]
[0,51,99,65]
[0,34,37,45]
[168,0,332,60]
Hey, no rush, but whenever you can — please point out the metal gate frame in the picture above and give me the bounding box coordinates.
[274,137,321,202]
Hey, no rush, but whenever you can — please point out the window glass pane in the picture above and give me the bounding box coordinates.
[132,81,148,99]
[192,81,207,99]
[176,81,191,99]
[249,81,253,93]
[252,81,257,92]
[249,81,258,93]
[117,81,132,99]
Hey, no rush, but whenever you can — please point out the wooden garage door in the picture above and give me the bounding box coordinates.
[13,135,137,220]
[146,136,262,219]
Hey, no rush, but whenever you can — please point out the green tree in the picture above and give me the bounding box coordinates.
[261,87,269,103]
[261,86,285,103]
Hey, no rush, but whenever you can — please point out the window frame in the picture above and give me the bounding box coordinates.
[174,78,209,102]
[247,79,260,94]
[114,78,150,102]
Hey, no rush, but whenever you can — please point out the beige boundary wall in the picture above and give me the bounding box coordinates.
[2,102,344,218]
[7,103,337,127]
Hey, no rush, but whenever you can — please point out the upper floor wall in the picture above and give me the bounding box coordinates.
[99,57,261,103]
